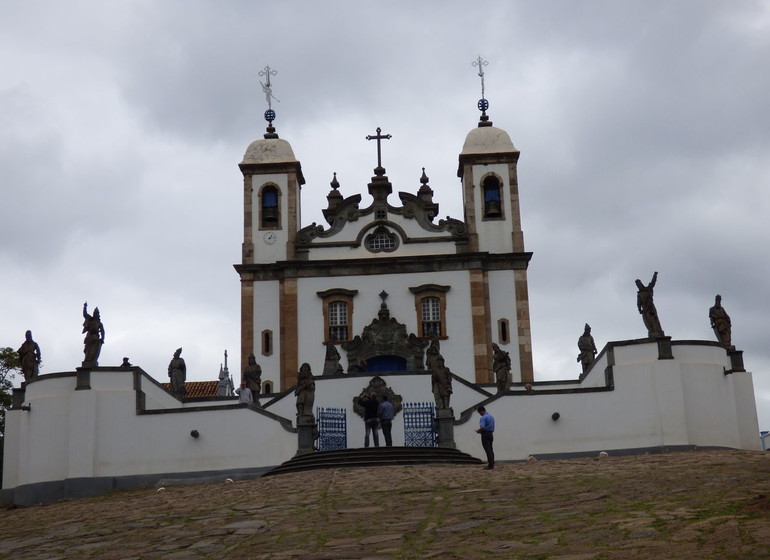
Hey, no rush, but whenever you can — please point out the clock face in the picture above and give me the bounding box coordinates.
[263,232,277,245]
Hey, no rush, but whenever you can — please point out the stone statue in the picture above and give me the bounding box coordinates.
[576,324,597,374]
[82,302,105,368]
[243,353,262,396]
[635,272,664,338]
[425,338,441,372]
[168,348,186,398]
[709,294,732,348]
[322,336,344,376]
[295,362,316,417]
[428,348,453,409]
[492,343,511,394]
[17,330,41,382]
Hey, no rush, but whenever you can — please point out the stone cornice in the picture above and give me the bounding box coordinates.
[235,251,533,281]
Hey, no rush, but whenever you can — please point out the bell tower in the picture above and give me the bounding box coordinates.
[457,57,533,383]
[236,66,305,390]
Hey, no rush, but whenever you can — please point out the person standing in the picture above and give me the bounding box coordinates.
[476,406,495,469]
[378,395,395,447]
[358,392,380,447]
[236,382,253,404]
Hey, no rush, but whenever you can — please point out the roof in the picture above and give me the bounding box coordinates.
[161,380,221,399]
[241,137,298,164]
[461,125,517,155]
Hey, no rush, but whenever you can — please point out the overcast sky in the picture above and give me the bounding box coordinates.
[2,1,769,427]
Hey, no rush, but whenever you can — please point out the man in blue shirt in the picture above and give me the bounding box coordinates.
[476,406,495,469]
[378,395,395,447]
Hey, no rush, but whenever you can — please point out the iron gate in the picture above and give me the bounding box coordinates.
[403,402,436,447]
[316,407,347,451]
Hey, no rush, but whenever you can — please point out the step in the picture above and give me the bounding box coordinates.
[263,446,483,477]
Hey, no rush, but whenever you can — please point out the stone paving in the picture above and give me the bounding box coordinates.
[2,449,770,559]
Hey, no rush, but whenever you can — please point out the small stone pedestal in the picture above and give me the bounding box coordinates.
[435,407,456,449]
[656,336,674,360]
[296,414,317,456]
[727,349,745,373]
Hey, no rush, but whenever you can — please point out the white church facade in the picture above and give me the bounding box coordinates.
[2,89,761,507]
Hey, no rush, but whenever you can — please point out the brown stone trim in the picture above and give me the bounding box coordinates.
[239,161,305,186]
[460,165,479,252]
[469,269,491,383]
[279,278,298,391]
[234,251,532,281]
[242,175,254,265]
[514,269,534,383]
[240,281,254,378]
[286,174,298,255]
[508,160,525,252]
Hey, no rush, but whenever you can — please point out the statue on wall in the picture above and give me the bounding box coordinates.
[82,302,105,368]
[709,294,732,348]
[295,362,316,417]
[576,324,597,374]
[425,338,441,372]
[17,330,41,382]
[243,353,262,397]
[168,348,186,398]
[322,336,344,376]
[492,343,511,394]
[635,272,664,338]
[425,339,453,409]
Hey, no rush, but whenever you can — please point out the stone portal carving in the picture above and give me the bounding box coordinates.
[351,376,403,419]
[341,301,428,372]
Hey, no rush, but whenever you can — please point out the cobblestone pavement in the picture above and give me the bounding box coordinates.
[2,449,770,559]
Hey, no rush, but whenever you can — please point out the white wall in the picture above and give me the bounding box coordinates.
[4,340,760,491]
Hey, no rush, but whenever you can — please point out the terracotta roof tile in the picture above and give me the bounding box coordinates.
[161,380,221,398]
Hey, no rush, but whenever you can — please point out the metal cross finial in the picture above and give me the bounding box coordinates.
[472,56,488,100]
[366,127,392,170]
[259,65,280,111]
[379,290,389,303]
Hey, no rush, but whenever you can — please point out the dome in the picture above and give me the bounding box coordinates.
[241,138,298,165]
[461,125,517,155]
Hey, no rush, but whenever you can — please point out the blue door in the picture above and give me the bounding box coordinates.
[366,355,407,372]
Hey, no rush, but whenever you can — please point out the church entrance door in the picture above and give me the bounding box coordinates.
[366,355,407,372]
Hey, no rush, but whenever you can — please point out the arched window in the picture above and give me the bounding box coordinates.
[482,175,503,219]
[260,185,280,228]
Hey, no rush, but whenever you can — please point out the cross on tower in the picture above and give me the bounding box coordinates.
[366,127,392,171]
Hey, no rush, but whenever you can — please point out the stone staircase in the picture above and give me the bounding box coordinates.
[262,446,483,477]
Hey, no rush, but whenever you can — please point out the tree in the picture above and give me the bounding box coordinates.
[0,346,20,481]
[0,346,20,440]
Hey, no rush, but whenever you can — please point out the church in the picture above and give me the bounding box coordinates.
[2,69,761,506]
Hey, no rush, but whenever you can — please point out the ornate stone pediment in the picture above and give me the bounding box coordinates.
[342,303,428,372]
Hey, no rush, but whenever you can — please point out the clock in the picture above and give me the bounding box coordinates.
[263,232,277,245]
